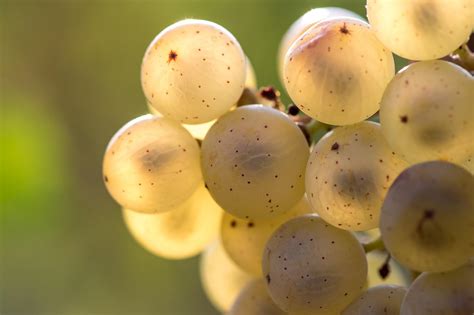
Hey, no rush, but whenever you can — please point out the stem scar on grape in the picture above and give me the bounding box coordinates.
[168,50,178,63]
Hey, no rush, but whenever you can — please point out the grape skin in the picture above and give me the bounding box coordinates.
[342,285,407,315]
[262,215,367,315]
[221,196,313,275]
[201,105,309,219]
[141,19,246,124]
[401,261,474,315]
[284,18,394,125]
[380,161,474,273]
[278,7,362,84]
[306,121,408,231]
[122,184,222,259]
[103,114,201,213]
[200,240,255,313]
[367,0,474,60]
[380,60,474,171]
[229,280,286,315]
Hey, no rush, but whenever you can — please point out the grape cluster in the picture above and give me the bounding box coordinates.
[102,3,474,314]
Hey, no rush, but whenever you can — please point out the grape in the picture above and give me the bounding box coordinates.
[380,161,474,272]
[221,196,313,275]
[367,0,474,60]
[284,18,394,125]
[380,60,474,171]
[306,121,408,231]
[367,250,410,287]
[342,285,407,315]
[400,261,474,315]
[200,240,255,312]
[141,19,246,124]
[201,105,309,219]
[262,214,367,315]
[229,280,286,315]
[103,114,201,213]
[122,183,222,259]
[278,7,362,83]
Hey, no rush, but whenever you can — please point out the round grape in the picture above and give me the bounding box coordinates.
[221,196,313,275]
[342,285,407,315]
[201,105,309,219]
[103,114,201,213]
[306,121,408,231]
[401,261,474,315]
[141,19,246,124]
[380,60,474,171]
[367,0,474,60]
[262,214,367,315]
[380,161,474,272]
[229,280,286,315]
[284,18,394,125]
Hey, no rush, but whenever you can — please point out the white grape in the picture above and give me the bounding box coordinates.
[141,19,246,124]
[380,161,474,272]
[262,214,367,315]
[306,121,408,231]
[103,114,201,213]
[221,196,313,275]
[229,280,286,315]
[401,261,474,315]
[342,285,407,315]
[201,105,309,219]
[367,0,474,60]
[380,60,474,171]
[284,18,394,125]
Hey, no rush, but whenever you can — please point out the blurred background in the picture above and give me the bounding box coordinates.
[1,0,405,314]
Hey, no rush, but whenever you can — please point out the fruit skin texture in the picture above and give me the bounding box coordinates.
[342,284,407,315]
[306,121,408,231]
[380,161,474,273]
[400,261,474,315]
[141,19,246,124]
[201,105,309,220]
[228,280,286,315]
[367,0,474,60]
[103,114,201,213]
[284,17,394,125]
[380,60,474,172]
[262,214,367,315]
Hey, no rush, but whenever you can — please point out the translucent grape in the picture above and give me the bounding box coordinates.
[367,0,474,60]
[141,19,246,124]
[380,60,474,171]
[103,114,201,213]
[122,184,222,259]
[278,7,362,83]
[306,121,408,231]
[380,161,474,272]
[262,215,367,315]
[200,240,255,312]
[401,261,474,315]
[342,285,407,315]
[201,105,309,219]
[221,196,313,275]
[284,18,394,125]
[367,250,410,288]
[229,280,286,315]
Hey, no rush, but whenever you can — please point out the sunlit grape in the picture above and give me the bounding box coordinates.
[221,196,312,275]
[200,240,255,312]
[141,19,246,124]
[342,285,407,315]
[103,114,201,213]
[284,18,394,125]
[201,105,309,219]
[278,7,362,83]
[380,60,474,171]
[367,0,474,60]
[229,279,285,315]
[306,121,408,231]
[380,161,474,272]
[401,261,474,315]
[262,215,367,315]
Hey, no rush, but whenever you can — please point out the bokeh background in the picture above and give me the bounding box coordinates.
[1,0,406,314]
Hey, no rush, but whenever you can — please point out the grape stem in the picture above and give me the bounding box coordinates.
[363,236,385,253]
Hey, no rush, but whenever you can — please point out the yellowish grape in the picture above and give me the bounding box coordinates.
[342,285,407,315]
[229,280,286,315]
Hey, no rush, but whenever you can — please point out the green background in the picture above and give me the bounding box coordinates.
[1,0,405,314]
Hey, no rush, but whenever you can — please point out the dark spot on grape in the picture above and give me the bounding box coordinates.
[230,220,237,228]
[104,175,108,183]
[266,274,271,284]
[247,222,254,228]
[331,142,339,151]
[339,23,350,34]
[168,50,178,63]
[400,115,408,123]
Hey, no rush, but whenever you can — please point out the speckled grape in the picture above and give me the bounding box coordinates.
[342,285,407,315]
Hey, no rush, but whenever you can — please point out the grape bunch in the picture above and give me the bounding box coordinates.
[102,2,474,314]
